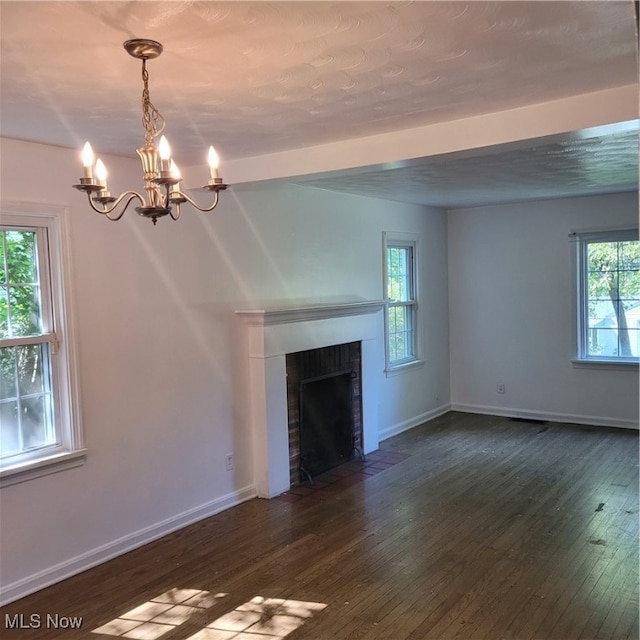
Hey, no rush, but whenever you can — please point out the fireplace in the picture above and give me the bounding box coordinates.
[286,342,362,485]
[236,300,385,498]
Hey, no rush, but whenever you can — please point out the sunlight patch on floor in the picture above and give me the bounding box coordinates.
[187,596,328,640]
[92,588,226,639]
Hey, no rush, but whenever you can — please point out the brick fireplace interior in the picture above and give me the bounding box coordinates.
[286,341,363,486]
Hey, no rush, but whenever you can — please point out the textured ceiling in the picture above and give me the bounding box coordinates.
[296,122,639,208]
[1,1,638,207]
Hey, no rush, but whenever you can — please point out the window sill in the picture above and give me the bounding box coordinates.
[572,359,639,371]
[0,449,87,488]
[385,358,424,377]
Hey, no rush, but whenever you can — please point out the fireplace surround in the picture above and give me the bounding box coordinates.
[236,300,385,498]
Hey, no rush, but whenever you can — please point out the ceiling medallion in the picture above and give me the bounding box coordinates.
[73,39,227,225]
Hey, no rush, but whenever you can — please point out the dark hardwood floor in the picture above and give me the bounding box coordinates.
[1,412,638,639]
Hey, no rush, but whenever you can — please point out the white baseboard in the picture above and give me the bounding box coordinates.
[451,403,639,430]
[0,485,256,607]
[379,403,452,441]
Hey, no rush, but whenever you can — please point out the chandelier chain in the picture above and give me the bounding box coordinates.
[141,58,165,144]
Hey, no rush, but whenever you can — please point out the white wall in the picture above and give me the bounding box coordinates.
[448,192,639,428]
[2,139,636,604]
[0,138,449,603]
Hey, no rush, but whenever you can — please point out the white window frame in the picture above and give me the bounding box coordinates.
[0,203,85,487]
[573,227,640,367]
[383,232,422,374]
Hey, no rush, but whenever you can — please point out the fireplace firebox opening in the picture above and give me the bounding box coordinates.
[287,342,362,486]
[300,369,354,480]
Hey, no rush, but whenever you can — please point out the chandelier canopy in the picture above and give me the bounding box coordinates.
[73,39,227,225]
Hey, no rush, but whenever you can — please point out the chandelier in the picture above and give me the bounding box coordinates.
[73,39,227,225]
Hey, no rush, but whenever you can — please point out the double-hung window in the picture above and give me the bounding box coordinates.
[0,205,84,486]
[384,233,419,370]
[574,228,640,363]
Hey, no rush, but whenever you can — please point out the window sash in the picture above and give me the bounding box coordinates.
[0,224,60,464]
[1,225,54,339]
[387,300,416,363]
[0,341,57,461]
[575,228,640,362]
[384,237,418,367]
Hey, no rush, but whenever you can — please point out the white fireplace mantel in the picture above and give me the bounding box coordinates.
[236,300,386,326]
[236,300,386,498]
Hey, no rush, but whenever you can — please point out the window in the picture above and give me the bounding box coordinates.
[575,228,640,363]
[384,233,419,370]
[0,205,84,486]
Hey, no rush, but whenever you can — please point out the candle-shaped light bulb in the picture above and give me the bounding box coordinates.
[208,145,219,180]
[169,160,181,180]
[159,135,171,172]
[95,158,108,188]
[169,160,181,192]
[82,142,95,179]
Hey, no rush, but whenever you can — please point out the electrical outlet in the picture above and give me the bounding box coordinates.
[497,382,505,394]
[225,453,233,471]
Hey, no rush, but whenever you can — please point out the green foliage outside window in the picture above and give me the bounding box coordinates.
[387,247,410,302]
[1,230,41,338]
[586,239,640,358]
[0,229,54,458]
[387,245,414,363]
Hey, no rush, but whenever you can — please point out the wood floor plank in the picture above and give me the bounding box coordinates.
[1,412,637,640]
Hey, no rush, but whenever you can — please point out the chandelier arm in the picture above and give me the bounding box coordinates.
[87,191,145,220]
[170,190,220,213]
[104,194,145,222]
